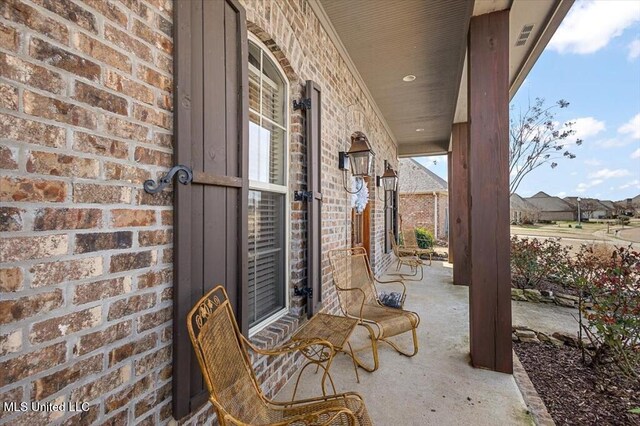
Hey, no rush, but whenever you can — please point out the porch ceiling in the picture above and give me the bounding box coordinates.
[313,0,574,157]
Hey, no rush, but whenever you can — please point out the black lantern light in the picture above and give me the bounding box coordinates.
[377,161,399,192]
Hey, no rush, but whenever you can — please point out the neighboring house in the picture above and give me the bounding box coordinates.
[510,193,539,224]
[615,195,640,217]
[0,0,572,424]
[526,192,575,221]
[398,159,448,240]
[564,197,614,220]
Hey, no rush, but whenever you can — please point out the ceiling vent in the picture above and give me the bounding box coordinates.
[515,24,534,47]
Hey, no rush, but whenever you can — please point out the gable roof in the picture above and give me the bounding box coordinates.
[531,191,552,198]
[510,193,538,212]
[564,197,613,212]
[526,194,574,212]
[398,158,447,193]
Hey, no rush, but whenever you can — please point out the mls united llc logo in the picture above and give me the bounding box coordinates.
[2,401,90,413]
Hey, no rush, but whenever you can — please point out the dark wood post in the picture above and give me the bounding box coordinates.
[447,153,453,264]
[468,10,512,374]
[450,123,470,286]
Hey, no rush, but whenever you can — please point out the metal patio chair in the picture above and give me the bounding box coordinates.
[187,286,372,426]
[328,248,420,372]
[401,228,434,266]
[389,231,425,281]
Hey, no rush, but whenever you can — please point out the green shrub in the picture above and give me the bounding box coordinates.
[415,227,434,249]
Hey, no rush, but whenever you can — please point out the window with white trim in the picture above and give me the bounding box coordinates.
[247,39,289,330]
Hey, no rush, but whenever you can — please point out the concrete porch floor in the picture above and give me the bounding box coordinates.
[274,262,533,425]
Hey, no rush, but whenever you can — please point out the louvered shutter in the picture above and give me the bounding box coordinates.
[173,0,248,418]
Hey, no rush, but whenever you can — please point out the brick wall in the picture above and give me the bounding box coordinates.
[0,0,398,424]
[400,192,449,240]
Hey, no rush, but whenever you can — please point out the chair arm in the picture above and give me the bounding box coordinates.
[242,335,334,359]
[333,286,366,321]
[374,278,407,299]
[270,391,364,407]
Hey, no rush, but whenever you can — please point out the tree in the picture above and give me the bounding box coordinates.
[509,98,582,194]
[579,199,600,219]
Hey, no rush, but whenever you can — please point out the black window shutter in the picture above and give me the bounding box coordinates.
[173,0,248,419]
[305,80,322,316]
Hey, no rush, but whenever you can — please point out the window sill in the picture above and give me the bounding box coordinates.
[249,311,305,350]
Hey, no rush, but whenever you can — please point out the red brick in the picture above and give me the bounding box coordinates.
[0,234,67,262]
[102,409,129,426]
[74,132,129,159]
[81,0,127,27]
[108,293,156,320]
[109,332,157,367]
[105,375,153,413]
[70,364,131,403]
[134,345,170,376]
[137,268,170,289]
[30,306,102,344]
[156,12,172,36]
[27,150,99,178]
[137,306,171,333]
[0,342,66,387]
[62,404,99,426]
[32,0,97,33]
[30,257,103,287]
[137,64,171,92]
[155,53,172,75]
[162,248,173,264]
[75,231,133,253]
[73,183,132,204]
[0,207,23,231]
[118,0,153,23]
[73,31,131,73]
[132,19,172,55]
[29,37,100,81]
[0,267,23,292]
[0,329,22,356]
[0,22,18,51]
[0,387,22,420]
[0,52,65,94]
[0,144,18,169]
[0,113,65,148]
[0,289,64,325]
[157,92,172,111]
[34,207,102,230]
[0,0,69,45]
[103,115,149,142]
[161,210,172,225]
[111,209,156,227]
[136,188,172,206]
[74,320,132,356]
[104,23,152,62]
[109,251,155,273]
[133,103,172,129]
[0,82,18,110]
[0,176,66,202]
[134,146,171,167]
[139,229,171,246]
[23,90,97,129]
[73,81,128,115]
[105,69,154,105]
[33,354,103,400]
[160,287,172,302]
[134,392,155,418]
[104,162,151,184]
[74,276,132,305]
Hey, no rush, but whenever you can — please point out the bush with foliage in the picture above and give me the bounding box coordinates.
[415,227,434,249]
[510,236,569,289]
[571,246,640,377]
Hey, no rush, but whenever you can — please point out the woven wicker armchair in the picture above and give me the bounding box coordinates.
[401,229,434,266]
[187,286,372,426]
[328,248,420,371]
[389,231,424,281]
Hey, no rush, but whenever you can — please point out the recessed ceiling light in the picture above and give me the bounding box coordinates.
[402,75,416,82]
[416,128,425,132]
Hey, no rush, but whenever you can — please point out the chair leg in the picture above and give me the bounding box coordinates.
[380,327,419,358]
[349,323,379,373]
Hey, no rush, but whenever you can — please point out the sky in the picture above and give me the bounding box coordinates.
[416,0,640,202]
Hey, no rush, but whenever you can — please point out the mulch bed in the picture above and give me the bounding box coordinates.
[514,342,640,425]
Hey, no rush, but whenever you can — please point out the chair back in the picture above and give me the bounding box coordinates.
[328,247,378,316]
[402,229,419,248]
[388,230,402,256]
[187,286,270,423]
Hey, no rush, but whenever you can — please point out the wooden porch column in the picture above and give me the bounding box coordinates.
[468,10,512,373]
[450,123,470,286]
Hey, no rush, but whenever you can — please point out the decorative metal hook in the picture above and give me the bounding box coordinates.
[143,165,193,194]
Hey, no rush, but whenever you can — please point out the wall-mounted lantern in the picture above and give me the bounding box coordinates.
[377,161,399,192]
[339,131,375,194]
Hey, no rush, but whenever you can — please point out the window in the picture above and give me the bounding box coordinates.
[247,38,289,330]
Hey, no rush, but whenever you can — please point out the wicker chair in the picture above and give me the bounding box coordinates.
[401,229,434,266]
[187,286,372,426]
[389,231,424,281]
[328,248,420,371]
